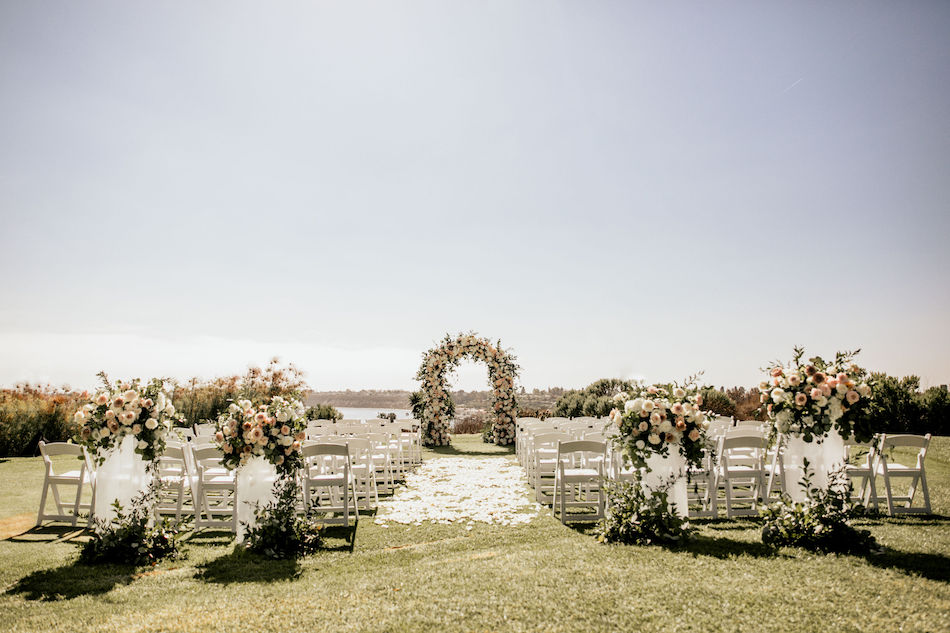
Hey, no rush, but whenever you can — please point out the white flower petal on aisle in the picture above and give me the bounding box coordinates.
[374,457,541,527]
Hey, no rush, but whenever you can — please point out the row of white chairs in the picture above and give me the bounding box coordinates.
[36,421,423,531]
[514,417,934,521]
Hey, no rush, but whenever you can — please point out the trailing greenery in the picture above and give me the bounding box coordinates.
[760,465,878,555]
[242,477,325,559]
[553,378,638,418]
[409,389,455,421]
[595,478,694,546]
[80,492,185,566]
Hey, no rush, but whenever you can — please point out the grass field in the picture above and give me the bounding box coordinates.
[0,435,948,632]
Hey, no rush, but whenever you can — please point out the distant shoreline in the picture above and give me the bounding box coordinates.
[305,389,561,410]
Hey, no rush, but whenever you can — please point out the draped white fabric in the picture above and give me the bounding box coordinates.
[783,433,846,503]
[93,434,151,528]
[235,456,278,543]
[641,451,689,517]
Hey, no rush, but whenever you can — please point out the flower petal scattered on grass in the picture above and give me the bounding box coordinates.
[375,456,540,527]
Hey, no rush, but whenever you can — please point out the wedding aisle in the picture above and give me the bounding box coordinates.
[374,455,541,528]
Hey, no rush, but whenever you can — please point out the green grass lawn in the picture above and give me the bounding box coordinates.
[0,435,948,632]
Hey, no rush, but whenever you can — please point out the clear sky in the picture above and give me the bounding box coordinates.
[1,1,948,392]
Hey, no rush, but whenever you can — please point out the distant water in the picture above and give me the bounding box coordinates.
[335,407,413,420]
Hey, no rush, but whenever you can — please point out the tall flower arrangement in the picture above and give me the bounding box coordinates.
[608,379,711,470]
[213,396,307,476]
[414,333,519,447]
[759,347,875,442]
[74,376,176,465]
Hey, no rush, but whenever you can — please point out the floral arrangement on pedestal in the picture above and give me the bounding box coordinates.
[73,374,182,565]
[74,375,177,465]
[759,347,875,443]
[608,379,711,471]
[414,332,519,447]
[213,396,307,476]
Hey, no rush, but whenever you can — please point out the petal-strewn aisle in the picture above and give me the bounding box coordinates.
[374,456,541,528]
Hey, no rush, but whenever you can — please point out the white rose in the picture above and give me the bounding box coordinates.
[276,409,291,423]
[624,399,639,414]
[99,427,111,438]
[659,419,673,434]
[74,410,86,422]
[642,400,655,412]
[635,439,645,449]
[673,387,686,399]
[771,388,785,404]
[758,381,770,392]
[145,418,158,430]
[648,433,660,445]
[858,383,871,398]
[137,440,147,450]
[836,383,848,395]
[164,404,175,416]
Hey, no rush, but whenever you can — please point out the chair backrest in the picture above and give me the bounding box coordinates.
[38,441,87,476]
[38,441,85,459]
[721,433,766,451]
[557,440,606,458]
[194,423,216,436]
[533,432,573,449]
[879,433,931,466]
[302,443,350,458]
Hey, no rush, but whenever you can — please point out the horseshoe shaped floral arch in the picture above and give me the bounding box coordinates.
[415,333,519,446]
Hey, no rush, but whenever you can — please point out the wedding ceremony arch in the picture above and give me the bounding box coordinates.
[415,333,519,446]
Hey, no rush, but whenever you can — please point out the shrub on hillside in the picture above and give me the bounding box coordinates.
[453,410,488,434]
[553,379,637,418]
[700,387,737,418]
[306,404,342,420]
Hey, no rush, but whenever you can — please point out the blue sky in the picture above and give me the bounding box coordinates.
[1,2,948,391]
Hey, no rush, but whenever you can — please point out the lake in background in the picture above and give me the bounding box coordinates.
[336,407,413,420]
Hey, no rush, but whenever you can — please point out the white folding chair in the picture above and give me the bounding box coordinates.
[688,435,719,519]
[302,443,356,526]
[154,443,192,523]
[531,432,572,504]
[553,440,607,524]
[36,441,94,527]
[194,423,216,437]
[343,437,378,511]
[718,429,767,518]
[192,446,237,532]
[842,436,879,510]
[875,433,932,515]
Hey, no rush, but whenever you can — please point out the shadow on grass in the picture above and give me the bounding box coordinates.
[197,547,302,584]
[682,534,780,559]
[6,560,135,601]
[321,524,358,553]
[6,524,88,543]
[866,548,950,582]
[429,444,514,457]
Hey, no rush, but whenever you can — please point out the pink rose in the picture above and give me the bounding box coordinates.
[820,383,832,397]
[771,367,783,377]
[215,431,224,442]
[675,419,686,431]
[837,372,848,382]
[688,429,700,441]
[795,393,807,407]
[846,390,860,404]
[788,374,801,387]
[810,388,822,400]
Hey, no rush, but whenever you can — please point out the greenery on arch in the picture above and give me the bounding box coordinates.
[414,333,519,446]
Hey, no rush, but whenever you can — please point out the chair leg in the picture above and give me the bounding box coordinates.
[36,480,50,526]
[919,469,931,514]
